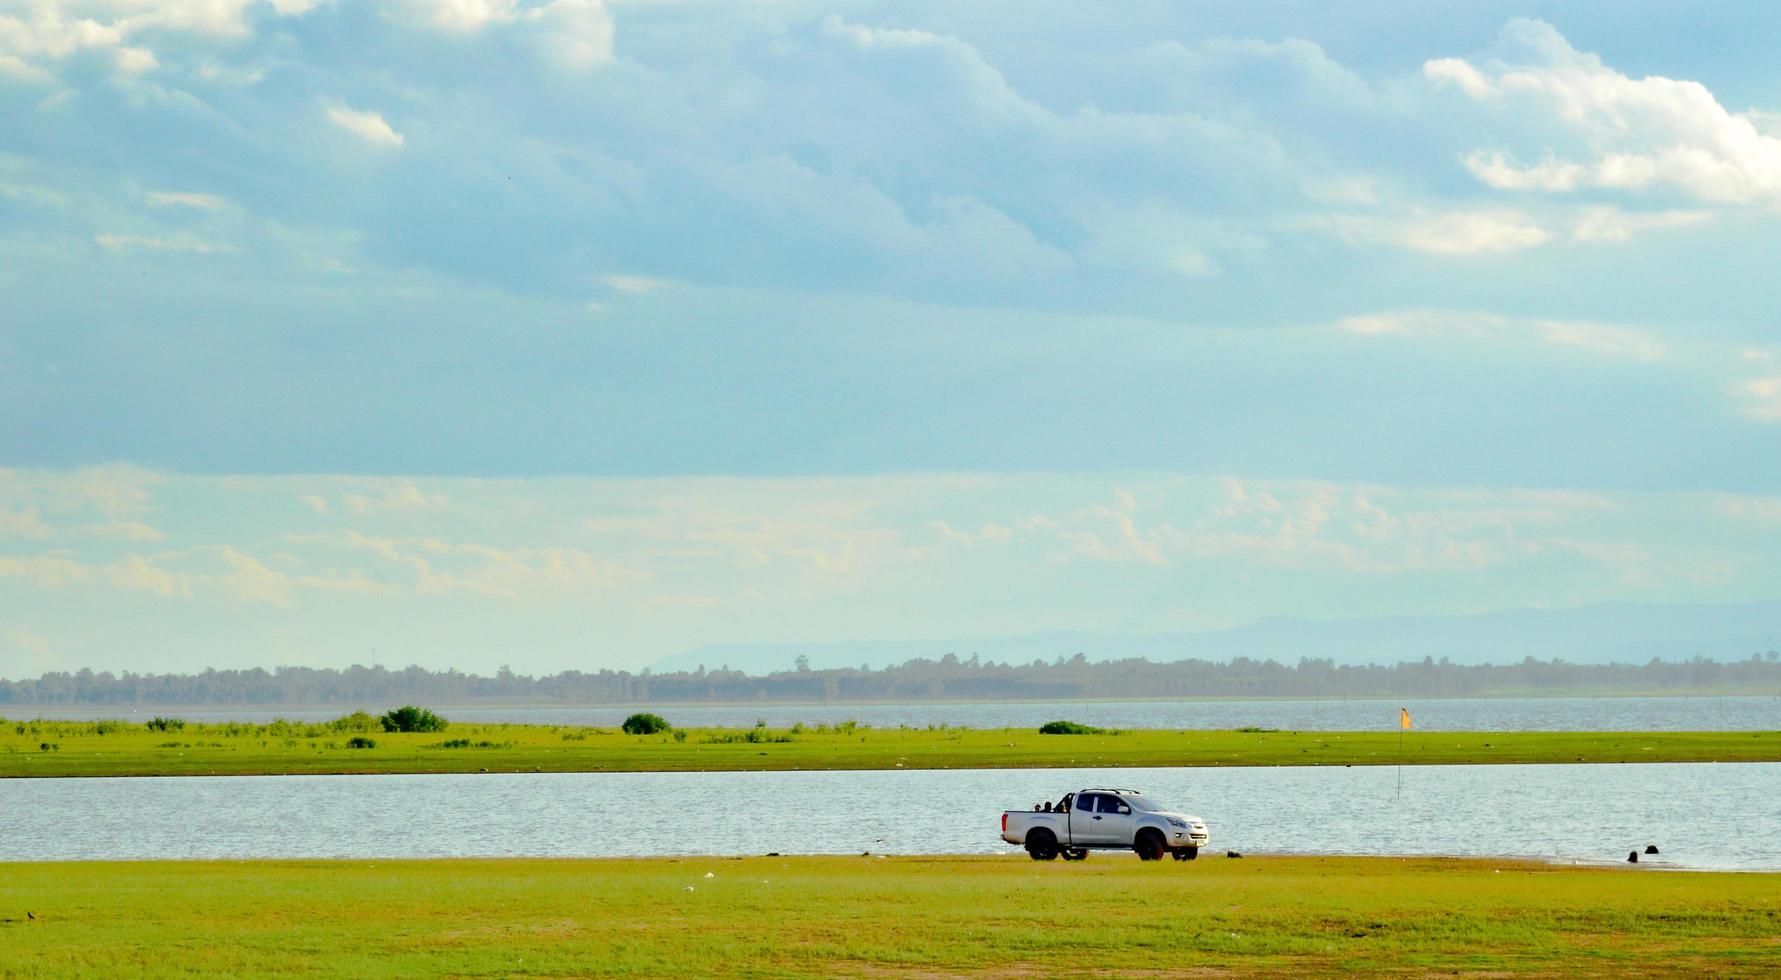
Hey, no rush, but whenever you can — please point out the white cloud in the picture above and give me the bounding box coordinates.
[0,50,52,81]
[147,190,227,210]
[0,5,125,61]
[1569,206,1709,243]
[1330,209,1550,255]
[0,1,255,79]
[282,530,642,598]
[0,465,162,520]
[531,0,610,68]
[396,0,611,66]
[1428,19,1781,205]
[325,482,448,516]
[1716,495,1781,523]
[326,105,405,147]
[110,553,187,597]
[1734,376,1781,421]
[0,505,54,539]
[1337,309,1667,362]
[113,43,153,71]
[81,520,166,541]
[602,274,665,293]
[215,548,293,606]
[1396,210,1549,254]
[0,554,90,588]
[408,0,524,32]
[95,232,229,253]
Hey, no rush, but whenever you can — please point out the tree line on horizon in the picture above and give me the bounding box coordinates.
[2,651,1778,706]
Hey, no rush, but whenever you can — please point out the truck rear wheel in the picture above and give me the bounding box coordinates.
[1026,829,1059,861]
[1134,829,1167,861]
[1062,848,1088,861]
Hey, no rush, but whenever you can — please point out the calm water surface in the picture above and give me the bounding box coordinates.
[21,696,1781,731]
[4,763,1776,870]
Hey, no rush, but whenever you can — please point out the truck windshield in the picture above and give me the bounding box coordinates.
[1122,795,1165,812]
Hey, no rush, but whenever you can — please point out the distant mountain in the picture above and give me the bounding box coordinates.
[652,601,1781,675]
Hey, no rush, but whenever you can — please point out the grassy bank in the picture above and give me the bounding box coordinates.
[2,717,1777,777]
[2,855,1775,977]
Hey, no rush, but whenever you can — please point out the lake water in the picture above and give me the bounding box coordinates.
[4,763,1776,870]
[16,695,1780,731]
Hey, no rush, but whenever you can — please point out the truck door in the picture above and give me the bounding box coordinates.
[1092,793,1136,845]
[1068,794,1125,848]
[1071,792,1111,845]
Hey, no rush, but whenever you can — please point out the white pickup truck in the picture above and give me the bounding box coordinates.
[1001,788,1210,861]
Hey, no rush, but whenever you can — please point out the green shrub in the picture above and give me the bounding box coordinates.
[346,736,377,749]
[330,711,379,734]
[700,723,794,745]
[145,716,186,732]
[621,712,671,735]
[672,729,688,742]
[379,706,448,733]
[1039,720,1106,735]
[436,738,472,749]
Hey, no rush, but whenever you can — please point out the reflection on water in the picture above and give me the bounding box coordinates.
[3,763,1776,870]
[18,695,1781,732]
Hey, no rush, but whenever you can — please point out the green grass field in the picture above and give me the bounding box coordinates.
[3,716,1776,777]
[1,855,1774,977]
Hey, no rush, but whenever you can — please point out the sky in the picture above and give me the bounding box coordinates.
[2,1,1780,678]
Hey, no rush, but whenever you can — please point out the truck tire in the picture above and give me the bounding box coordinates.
[1026,829,1060,861]
[1062,848,1088,861]
[1134,829,1167,861]
[1171,847,1199,861]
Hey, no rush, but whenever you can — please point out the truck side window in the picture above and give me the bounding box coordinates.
[1075,794,1098,812]
[1097,795,1124,814]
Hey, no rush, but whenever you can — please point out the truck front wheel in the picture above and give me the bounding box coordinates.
[1134,829,1167,861]
[1171,847,1199,861]
[1026,829,1060,861]
[1062,848,1088,861]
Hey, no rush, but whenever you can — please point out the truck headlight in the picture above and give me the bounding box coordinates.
[1166,817,1189,829]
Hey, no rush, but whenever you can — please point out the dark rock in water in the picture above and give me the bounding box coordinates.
[1645,844,1659,855]
[766,852,780,857]
[1226,851,1243,859]
[1627,851,1639,863]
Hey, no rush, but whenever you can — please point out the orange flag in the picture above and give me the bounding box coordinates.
[1399,707,1412,730]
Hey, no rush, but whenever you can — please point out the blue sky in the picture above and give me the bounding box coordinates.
[3,2,1779,676]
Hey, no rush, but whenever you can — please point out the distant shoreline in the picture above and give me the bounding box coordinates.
[7,689,1778,716]
[5,722,1777,779]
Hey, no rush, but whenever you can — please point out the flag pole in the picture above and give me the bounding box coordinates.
[1396,707,1410,801]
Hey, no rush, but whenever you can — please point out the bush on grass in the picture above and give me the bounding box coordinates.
[145,716,186,733]
[380,706,449,734]
[1038,720,1107,735]
[330,711,380,734]
[346,736,377,749]
[621,712,671,735]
